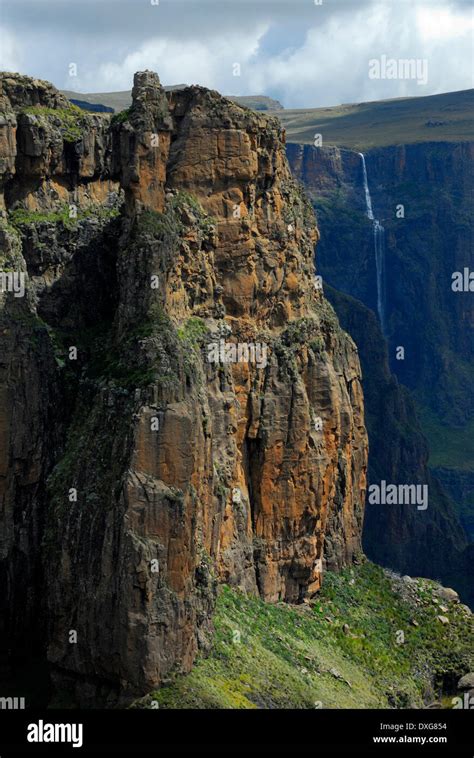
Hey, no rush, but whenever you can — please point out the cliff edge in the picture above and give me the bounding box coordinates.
[0,71,367,704]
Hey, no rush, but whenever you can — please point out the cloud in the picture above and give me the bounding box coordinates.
[249,1,474,106]
[72,26,268,94]
[1,0,472,107]
[0,26,22,73]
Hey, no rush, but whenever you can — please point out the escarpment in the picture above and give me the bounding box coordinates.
[0,71,367,704]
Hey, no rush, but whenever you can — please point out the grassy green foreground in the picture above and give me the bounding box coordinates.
[136,561,473,710]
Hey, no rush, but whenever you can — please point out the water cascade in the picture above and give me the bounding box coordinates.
[359,152,386,334]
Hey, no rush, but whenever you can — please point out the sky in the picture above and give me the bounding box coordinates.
[1,0,473,108]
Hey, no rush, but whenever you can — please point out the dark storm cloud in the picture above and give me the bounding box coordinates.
[2,0,373,46]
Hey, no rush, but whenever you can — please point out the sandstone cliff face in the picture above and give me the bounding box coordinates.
[0,71,367,704]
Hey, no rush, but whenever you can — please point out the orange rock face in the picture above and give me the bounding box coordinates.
[0,71,367,704]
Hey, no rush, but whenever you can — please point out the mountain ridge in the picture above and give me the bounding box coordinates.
[60,85,284,113]
[59,85,474,148]
[278,89,474,149]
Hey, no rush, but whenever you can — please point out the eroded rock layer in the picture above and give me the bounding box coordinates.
[0,71,367,704]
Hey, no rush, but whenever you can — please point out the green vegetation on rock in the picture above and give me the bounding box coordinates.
[9,204,119,230]
[177,316,208,348]
[110,107,132,125]
[21,104,87,142]
[134,208,182,241]
[135,561,473,709]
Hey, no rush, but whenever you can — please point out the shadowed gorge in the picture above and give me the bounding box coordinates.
[286,120,473,608]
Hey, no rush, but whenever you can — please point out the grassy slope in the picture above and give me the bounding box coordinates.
[61,88,474,147]
[61,87,183,112]
[276,89,474,149]
[417,407,474,472]
[417,405,474,541]
[134,561,473,710]
[226,95,284,111]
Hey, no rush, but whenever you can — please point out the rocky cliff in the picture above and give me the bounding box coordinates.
[287,142,473,606]
[0,72,367,705]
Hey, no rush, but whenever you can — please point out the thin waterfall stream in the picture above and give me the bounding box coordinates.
[359,152,386,334]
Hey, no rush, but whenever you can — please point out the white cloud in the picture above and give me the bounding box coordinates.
[239,1,474,106]
[2,1,473,106]
[0,26,22,73]
[417,5,474,41]
[73,28,268,94]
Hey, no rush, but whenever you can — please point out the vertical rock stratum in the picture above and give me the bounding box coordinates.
[0,72,367,704]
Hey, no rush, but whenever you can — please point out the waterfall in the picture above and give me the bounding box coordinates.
[374,220,385,335]
[359,152,386,334]
[360,152,374,221]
